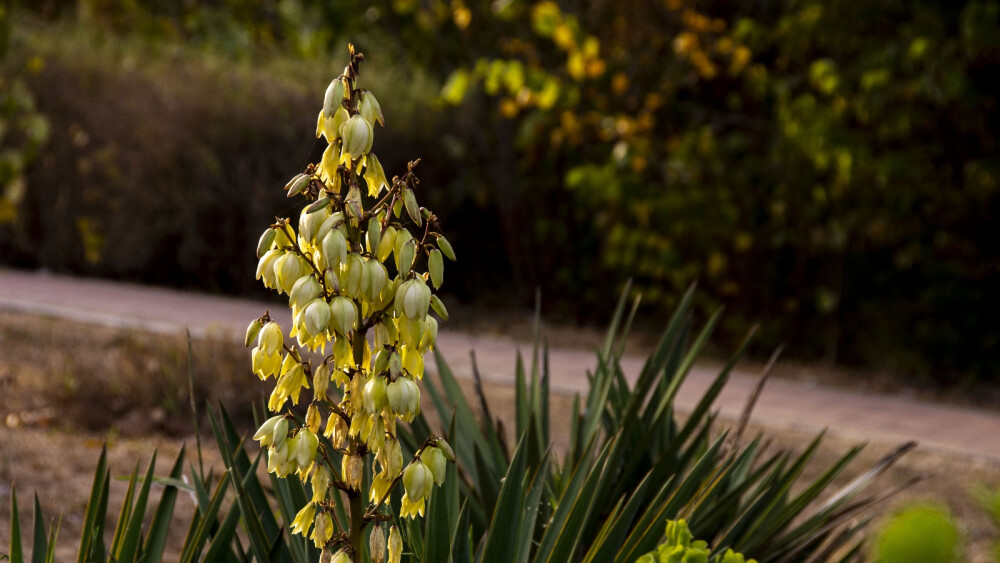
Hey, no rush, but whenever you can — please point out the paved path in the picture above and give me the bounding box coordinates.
[2,269,999,460]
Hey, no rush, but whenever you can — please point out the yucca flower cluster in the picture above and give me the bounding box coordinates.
[245,45,455,562]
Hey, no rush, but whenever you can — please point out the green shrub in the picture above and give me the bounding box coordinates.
[871,505,961,563]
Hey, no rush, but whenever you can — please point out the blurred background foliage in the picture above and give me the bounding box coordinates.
[1,0,998,385]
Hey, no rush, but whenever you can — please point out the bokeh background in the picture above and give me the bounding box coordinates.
[1,0,998,386]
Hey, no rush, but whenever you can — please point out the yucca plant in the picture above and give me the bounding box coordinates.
[399,285,917,562]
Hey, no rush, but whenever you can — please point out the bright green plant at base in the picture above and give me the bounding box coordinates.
[637,519,756,563]
[246,44,456,562]
[870,504,960,563]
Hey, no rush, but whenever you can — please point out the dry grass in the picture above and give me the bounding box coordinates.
[1,310,998,560]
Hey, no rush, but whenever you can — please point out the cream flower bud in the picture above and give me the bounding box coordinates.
[313,365,330,401]
[340,114,373,161]
[329,296,358,336]
[364,375,388,413]
[387,376,419,419]
[272,417,289,448]
[340,253,363,298]
[343,454,363,490]
[370,525,386,563]
[388,351,402,380]
[420,315,438,351]
[403,461,432,501]
[275,253,308,293]
[295,428,319,468]
[299,204,331,244]
[256,249,281,288]
[330,549,352,563]
[385,438,403,476]
[388,525,402,563]
[253,416,283,446]
[359,90,385,127]
[423,446,446,486]
[314,212,343,247]
[290,276,322,310]
[259,321,284,355]
[304,298,332,337]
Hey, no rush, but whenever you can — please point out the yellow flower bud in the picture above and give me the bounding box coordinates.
[364,153,389,197]
[295,428,319,468]
[340,253,364,298]
[290,501,316,536]
[313,364,330,401]
[401,345,424,378]
[311,465,330,503]
[258,321,284,355]
[359,90,385,127]
[420,316,438,352]
[275,253,308,293]
[388,525,402,563]
[306,403,322,433]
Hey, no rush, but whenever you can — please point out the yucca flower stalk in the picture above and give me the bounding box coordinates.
[247,45,456,562]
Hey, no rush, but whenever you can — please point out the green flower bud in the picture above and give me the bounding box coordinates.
[435,438,455,462]
[259,321,284,355]
[398,240,415,276]
[430,294,449,321]
[257,228,277,258]
[340,114,373,161]
[286,173,311,198]
[304,298,332,337]
[377,225,396,262]
[423,446,446,486]
[364,375,388,413]
[366,216,381,254]
[437,235,456,261]
[290,275,322,310]
[388,351,402,380]
[329,296,358,336]
[428,248,444,289]
[245,319,263,348]
[323,78,345,118]
[372,348,390,375]
[403,188,422,226]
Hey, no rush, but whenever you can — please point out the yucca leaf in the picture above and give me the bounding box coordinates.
[201,501,246,563]
[115,452,158,562]
[143,447,186,562]
[30,494,46,563]
[8,486,22,563]
[108,460,140,557]
[424,461,460,563]
[179,472,231,563]
[480,418,536,563]
[76,446,109,562]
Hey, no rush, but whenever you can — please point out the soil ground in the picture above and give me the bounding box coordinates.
[1,311,999,561]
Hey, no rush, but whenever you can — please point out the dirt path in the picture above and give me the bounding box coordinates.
[2,268,999,461]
